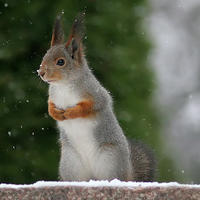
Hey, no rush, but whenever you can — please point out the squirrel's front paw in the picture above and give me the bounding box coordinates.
[51,108,66,121]
[63,101,94,119]
[63,107,78,119]
[48,100,66,121]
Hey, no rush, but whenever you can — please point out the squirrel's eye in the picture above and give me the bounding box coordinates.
[56,59,65,66]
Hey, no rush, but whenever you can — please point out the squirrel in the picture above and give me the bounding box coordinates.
[38,13,156,182]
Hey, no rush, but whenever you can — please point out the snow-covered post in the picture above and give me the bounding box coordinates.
[0,180,200,199]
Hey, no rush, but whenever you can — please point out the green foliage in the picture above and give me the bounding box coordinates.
[0,0,176,183]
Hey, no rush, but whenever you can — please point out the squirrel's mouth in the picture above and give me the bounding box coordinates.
[37,69,56,83]
[44,79,56,84]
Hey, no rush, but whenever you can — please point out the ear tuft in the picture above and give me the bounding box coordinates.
[65,12,86,47]
[65,12,86,62]
[51,15,64,47]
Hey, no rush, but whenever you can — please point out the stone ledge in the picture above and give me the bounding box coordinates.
[1,181,200,200]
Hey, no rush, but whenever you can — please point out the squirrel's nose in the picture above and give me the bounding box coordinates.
[37,69,45,77]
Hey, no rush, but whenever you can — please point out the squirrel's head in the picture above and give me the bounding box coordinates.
[38,13,86,84]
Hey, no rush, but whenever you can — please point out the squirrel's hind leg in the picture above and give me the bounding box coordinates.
[59,146,92,181]
[92,143,133,181]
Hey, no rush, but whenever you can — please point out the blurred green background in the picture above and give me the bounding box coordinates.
[0,0,180,184]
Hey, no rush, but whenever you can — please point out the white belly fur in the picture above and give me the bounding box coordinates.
[51,84,99,171]
[58,118,98,157]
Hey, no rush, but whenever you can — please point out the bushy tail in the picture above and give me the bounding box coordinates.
[129,140,157,182]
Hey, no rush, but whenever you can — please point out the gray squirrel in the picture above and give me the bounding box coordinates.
[38,13,156,182]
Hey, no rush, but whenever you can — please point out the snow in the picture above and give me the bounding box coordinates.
[0,179,200,189]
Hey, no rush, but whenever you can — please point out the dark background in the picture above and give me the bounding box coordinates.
[0,0,179,184]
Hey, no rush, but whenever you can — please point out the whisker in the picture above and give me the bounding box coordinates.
[33,52,43,59]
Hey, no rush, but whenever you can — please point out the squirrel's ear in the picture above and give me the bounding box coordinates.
[67,38,79,60]
[51,15,64,47]
[65,12,85,61]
